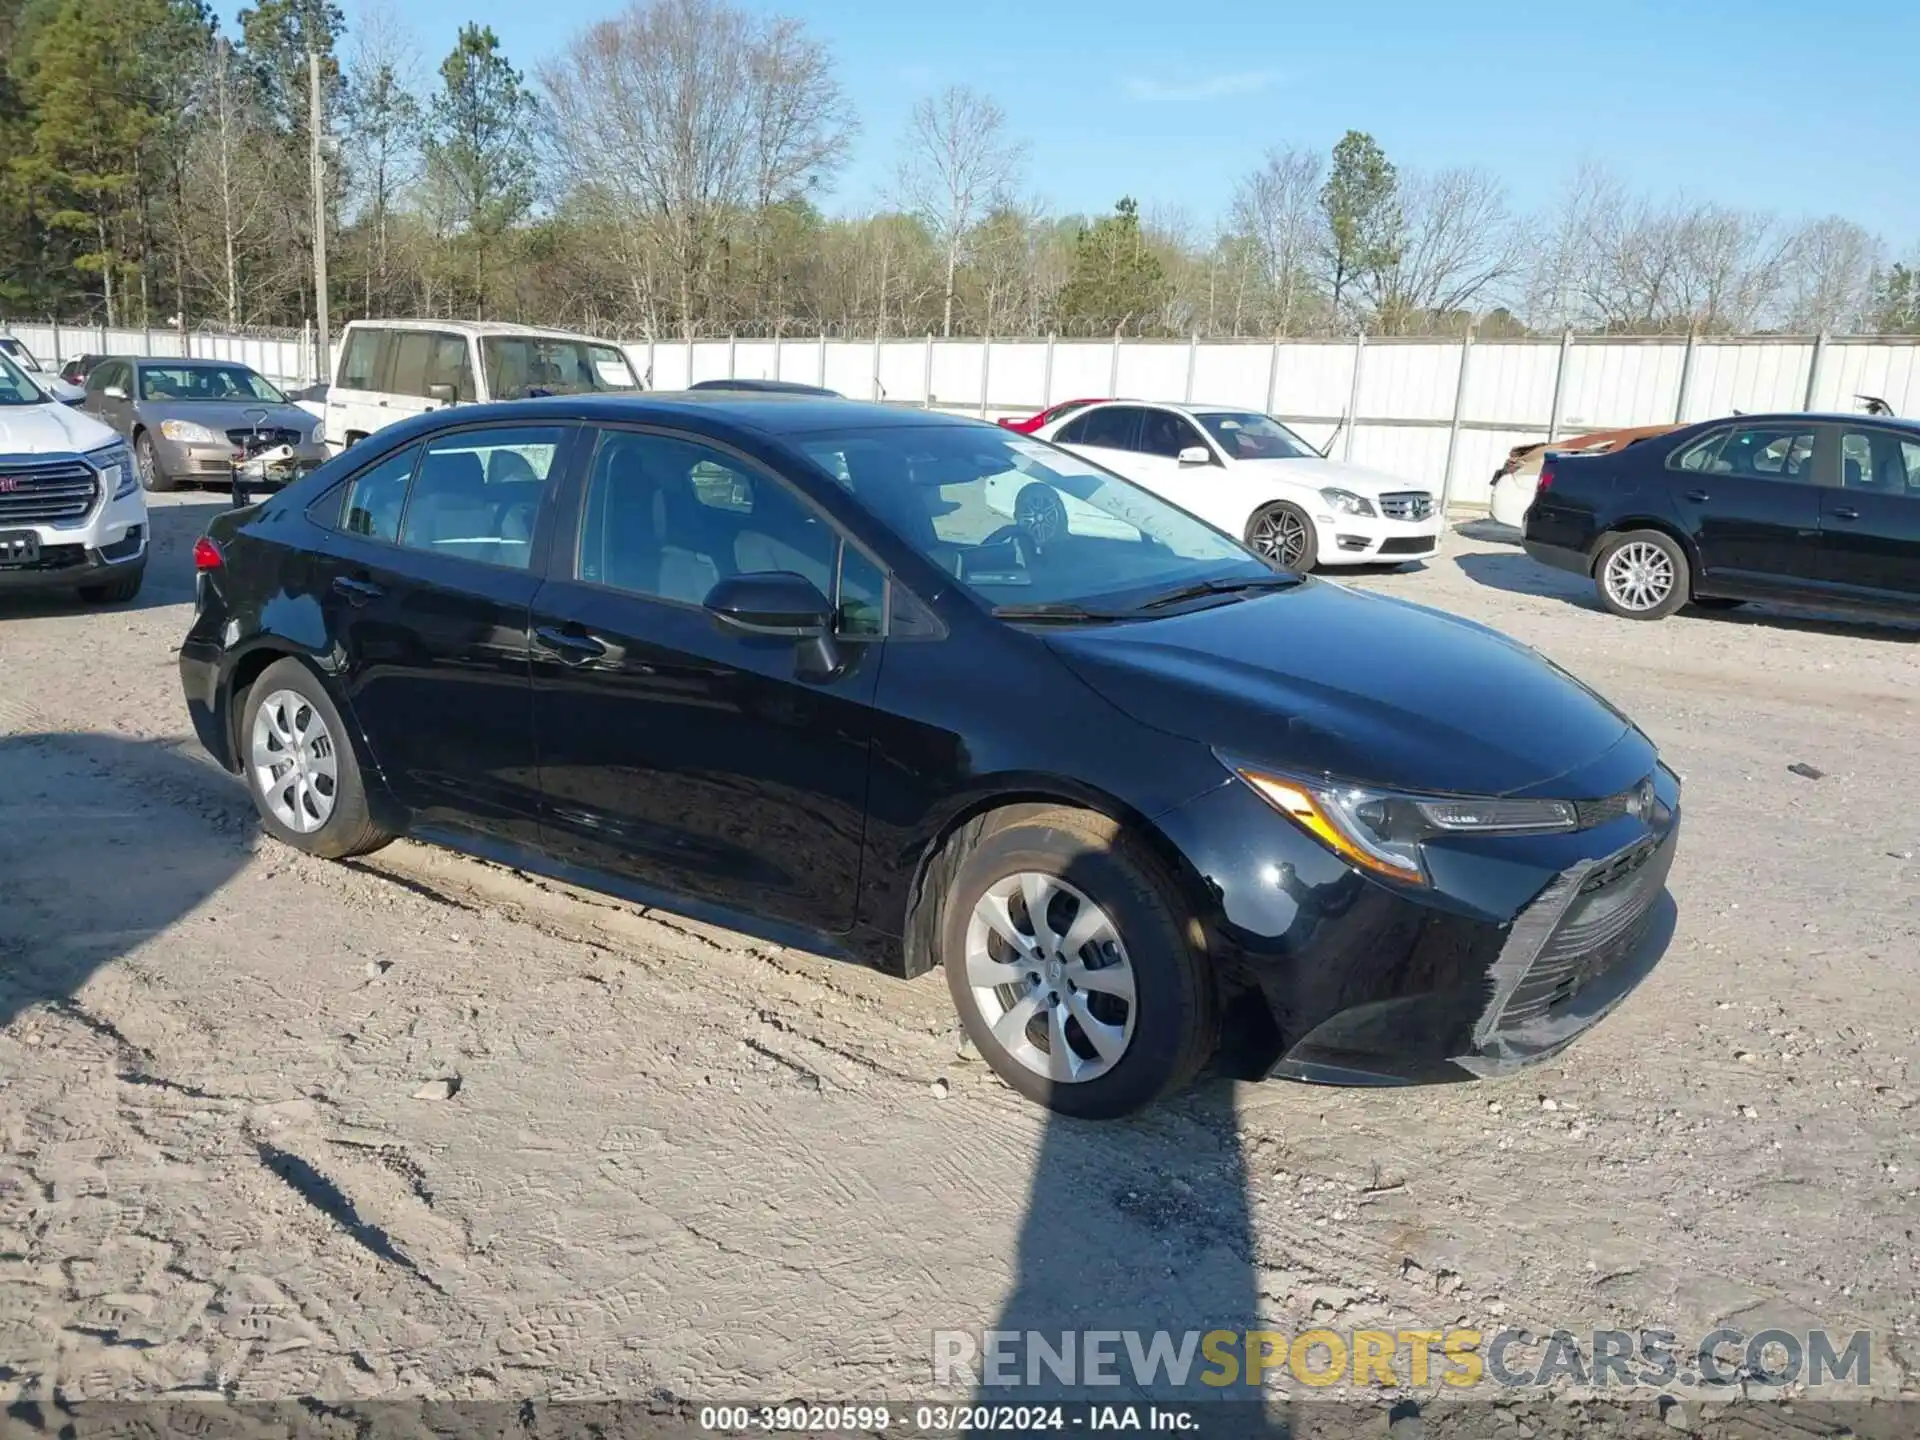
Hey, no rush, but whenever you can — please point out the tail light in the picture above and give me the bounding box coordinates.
[1536,464,1555,492]
[192,536,224,571]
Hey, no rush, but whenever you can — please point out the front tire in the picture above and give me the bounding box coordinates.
[134,431,175,493]
[1246,502,1317,572]
[77,565,144,605]
[1594,529,1689,620]
[239,657,394,860]
[938,806,1216,1119]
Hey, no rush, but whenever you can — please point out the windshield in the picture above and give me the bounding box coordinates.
[0,338,45,373]
[482,336,636,398]
[795,424,1270,613]
[0,351,46,405]
[139,364,285,403]
[1196,411,1317,461]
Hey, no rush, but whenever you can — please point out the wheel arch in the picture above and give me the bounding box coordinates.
[223,640,388,800]
[1590,516,1699,581]
[894,778,1216,982]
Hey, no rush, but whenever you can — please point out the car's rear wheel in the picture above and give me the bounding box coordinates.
[1246,502,1317,571]
[938,806,1216,1118]
[134,431,174,493]
[77,566,143,605]
[1594,529,1689,620]
[239,657,394,860]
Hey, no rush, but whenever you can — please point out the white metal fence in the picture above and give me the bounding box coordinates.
[13,319,1920,508]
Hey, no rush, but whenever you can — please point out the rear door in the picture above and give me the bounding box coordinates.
[1664,422,1824,594]
[1054,404,1146,481]
[528,425,886,935]
[1823,426,1920,602]
[309,421,579,842]
[84,361,135,437]
[381,329,476,426]
[325,325,392,447]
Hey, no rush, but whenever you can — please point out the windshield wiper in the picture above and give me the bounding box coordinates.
[991,601,1132,624]
[1130,574,1305,612]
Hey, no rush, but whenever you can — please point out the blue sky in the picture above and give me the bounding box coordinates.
[220,0,1920,245]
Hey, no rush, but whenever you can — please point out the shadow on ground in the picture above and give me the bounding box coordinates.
[0,730,251,1031]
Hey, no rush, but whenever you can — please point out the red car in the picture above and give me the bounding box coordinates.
[998,398,1106,434]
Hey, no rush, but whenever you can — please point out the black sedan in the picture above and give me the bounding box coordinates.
[180,393,1680,1118]
[1525,411,1920,620]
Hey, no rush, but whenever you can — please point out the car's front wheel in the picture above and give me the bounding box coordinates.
[1594,529,1689,620]
[239,657,394,860]
[77,566,143,605]
[938,806,1216,1118]
[1246,502,1317,571]
[134,431,174,493]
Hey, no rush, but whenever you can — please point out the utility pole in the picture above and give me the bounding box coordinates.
[308,51,330,386]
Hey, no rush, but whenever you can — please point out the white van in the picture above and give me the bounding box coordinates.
[323,320,640,450]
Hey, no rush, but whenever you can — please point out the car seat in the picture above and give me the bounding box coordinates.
[403,451,494,557]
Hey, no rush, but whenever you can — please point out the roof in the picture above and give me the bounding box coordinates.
[340,318,622,345]
[130,355,267,367]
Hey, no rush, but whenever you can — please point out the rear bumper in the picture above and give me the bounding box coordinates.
[1523,539,1592,576]
[179,637,233,770]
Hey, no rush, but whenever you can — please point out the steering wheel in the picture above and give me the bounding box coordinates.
[1012,482,1069,552]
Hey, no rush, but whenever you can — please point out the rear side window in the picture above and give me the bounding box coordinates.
[427,334,474,402]
[386,333,434,397]
[338,329,387,390]
[394,425,566,569]
[336,444,420,541]
[1676,424,1815,481]
[1058,405,1141,450]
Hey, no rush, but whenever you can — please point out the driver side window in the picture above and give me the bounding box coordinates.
[1057,406,1141,450]
[1138,409,1208,461]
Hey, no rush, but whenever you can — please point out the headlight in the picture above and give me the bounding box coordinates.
[310,422,326,444]
[160,419,222,444]
[1232,763,1578,886]
[1319,487,1376,517]
[87,442,136,499]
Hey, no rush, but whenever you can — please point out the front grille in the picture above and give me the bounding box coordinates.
[1488,833,1672,1037]
[1378,536,1436,555]
[1379,491,1435,521]
[0,457,100,526]
[228,427,304,452]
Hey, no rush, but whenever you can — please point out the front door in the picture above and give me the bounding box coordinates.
[84,361,135,438]
[1666,421,1824,592]
[311,422,576,840]
[1824,426,1920,601]
[530,425,887,936]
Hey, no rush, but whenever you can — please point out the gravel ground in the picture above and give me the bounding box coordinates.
[0,493,1916,1434]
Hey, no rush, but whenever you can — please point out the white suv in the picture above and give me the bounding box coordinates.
[0,351,147,604]
[323,319,639,450]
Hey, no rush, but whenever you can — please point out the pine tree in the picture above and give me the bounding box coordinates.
[423,23,536,315]
[1057,197,1169,336]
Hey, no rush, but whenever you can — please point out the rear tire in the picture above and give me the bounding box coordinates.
[1594,529,1689,621]
[1245,502,1317,572]
[134,431,175,493]
[937,806,1216,1119]
[238,657,395,860]
[77,566,143,605]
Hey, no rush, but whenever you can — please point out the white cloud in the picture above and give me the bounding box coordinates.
[1123,70,1280,102]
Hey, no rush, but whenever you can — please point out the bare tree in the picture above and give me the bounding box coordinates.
[173,39,289,327]
[1781,216,1882,332]
[894,86,1026,337]
[1228,145,1323,334]
[539,0,854,336]
[341,1,422,318]
[1362,166,1522,333]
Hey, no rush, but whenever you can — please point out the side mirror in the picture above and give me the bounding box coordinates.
[102,384,128,401]
[426,382,457,405]
[1177,445,1211,466]
[704,571,832,638]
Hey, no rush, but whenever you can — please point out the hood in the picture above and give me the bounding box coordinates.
[1240,454,1427,496]
[0,399,120,455]
[142,399,316,432]
[1046,580,1638,797]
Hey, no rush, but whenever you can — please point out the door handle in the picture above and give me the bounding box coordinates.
[1683,489,1710,503]
[534,625,608,664]
[331,575,383,604]
[1830,506,1860,521]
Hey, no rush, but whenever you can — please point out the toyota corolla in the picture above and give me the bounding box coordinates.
[179,394,1680,1118]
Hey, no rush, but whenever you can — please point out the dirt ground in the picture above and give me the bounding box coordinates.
[1,493,1916,1432]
